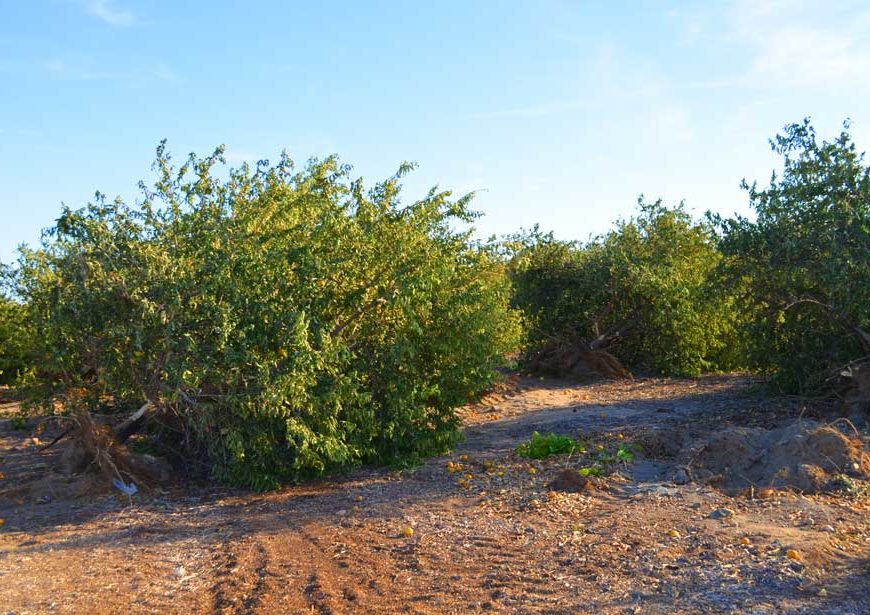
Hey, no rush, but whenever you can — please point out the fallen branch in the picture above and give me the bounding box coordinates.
[38,427,72,452]
[113,401,156,444]
[588,319,635,350]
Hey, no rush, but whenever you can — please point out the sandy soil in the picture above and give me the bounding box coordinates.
[0,375,868,614]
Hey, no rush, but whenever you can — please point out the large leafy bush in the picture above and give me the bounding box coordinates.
[0,292,31,385]
[10,144,520,489]
[509,200,741,376]
[714,120,870,393]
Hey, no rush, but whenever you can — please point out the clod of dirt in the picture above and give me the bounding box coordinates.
[689,420,870,494]
[548,469,604,492]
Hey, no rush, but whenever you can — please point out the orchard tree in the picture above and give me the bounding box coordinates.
[509,200,742,376]
[715,119,870,392]
[11,143,521,489]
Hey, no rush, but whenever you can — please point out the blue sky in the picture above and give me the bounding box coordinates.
[2,0,869,263]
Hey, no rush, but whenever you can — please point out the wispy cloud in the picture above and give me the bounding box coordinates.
[663,7,707,47]
[642,104,695,145]
[84,0,136,27]
[466,100,592,121]
[42,56,180,85]
[465,39,698,151]
[727,0,870,89]
[467,42,670,121]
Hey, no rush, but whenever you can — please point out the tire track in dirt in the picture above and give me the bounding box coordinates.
[210,538,271,614]
[237,523,389,614]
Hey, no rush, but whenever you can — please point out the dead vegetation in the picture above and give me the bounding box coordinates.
[525,335,633,380]
[0,409,171,505]
[59,410,171,487]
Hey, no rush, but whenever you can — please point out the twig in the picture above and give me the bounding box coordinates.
[38,427,72,452]
[826,417,862,439]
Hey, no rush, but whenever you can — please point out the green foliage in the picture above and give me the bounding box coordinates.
[10,143,521,489]
[508,200,743,376]
[516,431,585,459]
[714,119,870,393]
[0,290,32,385]
[615,443,634,463]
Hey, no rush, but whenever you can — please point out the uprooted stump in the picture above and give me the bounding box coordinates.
[526,339,632,380]
[59,410,171,488]
[689,420,870,494]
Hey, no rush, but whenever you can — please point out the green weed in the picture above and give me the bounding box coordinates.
[516,431,585,459]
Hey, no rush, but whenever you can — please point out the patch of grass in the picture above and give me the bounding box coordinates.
[516,431,585,459]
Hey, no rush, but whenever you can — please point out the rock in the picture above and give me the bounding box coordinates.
[645,484,681,497]
[673,467,691,485]
[710,507,735,519]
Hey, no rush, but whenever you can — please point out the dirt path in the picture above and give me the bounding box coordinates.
[1,376,868,614]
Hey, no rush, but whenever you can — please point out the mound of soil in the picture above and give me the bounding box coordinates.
[527,341,632,380]
[547,468,606,492]
[688,420,870,494]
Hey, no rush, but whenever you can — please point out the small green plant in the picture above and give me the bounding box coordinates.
[516,431,585,459]
[615,443,635,463]
[9,415,26,430]
[578,465,603,477]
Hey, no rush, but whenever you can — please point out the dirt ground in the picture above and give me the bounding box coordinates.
[1,375,868,614]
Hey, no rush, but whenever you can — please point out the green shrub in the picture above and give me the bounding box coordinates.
[10,143,521,489]
[508,200,743,376]
[714,120,870,393]
[0,292,31,385]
